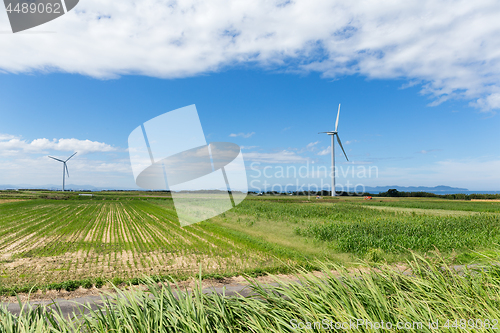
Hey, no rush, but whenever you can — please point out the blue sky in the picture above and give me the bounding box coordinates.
[1,70,499,190]
[1,1,499,191]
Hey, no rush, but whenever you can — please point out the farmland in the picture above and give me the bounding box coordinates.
[0,198,283,290]
[0,192,500,291]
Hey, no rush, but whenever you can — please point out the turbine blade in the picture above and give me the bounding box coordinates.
[335,104,341,132]
[65,152,77,162]
[318,132,329,134]
[336,135,349,161]
[48,156,64,162]
[65,163,70,178]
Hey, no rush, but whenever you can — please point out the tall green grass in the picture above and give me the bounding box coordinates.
[1,255,500,332]
[295,213,500,254]
[234,200,500,255]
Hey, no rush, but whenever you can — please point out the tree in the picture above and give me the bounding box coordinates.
[387,189,399,197]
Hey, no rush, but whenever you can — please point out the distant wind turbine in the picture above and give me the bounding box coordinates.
[48,152,77,191]
[319,104,349,197]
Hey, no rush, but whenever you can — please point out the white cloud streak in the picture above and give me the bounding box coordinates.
[1,1,500,110]
[243,150,307,163]
[317,146,331,156]
[417,149,442,154]
[378,158,500,190]
[229,132,255,138]
[306,141,319,151]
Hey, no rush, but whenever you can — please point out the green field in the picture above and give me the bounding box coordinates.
[1,192,500,291]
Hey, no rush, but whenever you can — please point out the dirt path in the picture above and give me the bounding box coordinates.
[2,282,271,317]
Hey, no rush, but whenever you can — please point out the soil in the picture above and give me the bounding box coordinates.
[0,199,25,204]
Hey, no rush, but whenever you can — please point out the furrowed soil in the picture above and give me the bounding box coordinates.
[0,200,282,288]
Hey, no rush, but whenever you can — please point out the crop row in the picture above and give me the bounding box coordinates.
[0,200,280,287]
[294,209,500,254]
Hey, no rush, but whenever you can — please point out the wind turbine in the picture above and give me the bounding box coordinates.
[319,104,348,197]
[48,152,77,192]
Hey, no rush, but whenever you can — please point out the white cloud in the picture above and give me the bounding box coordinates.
[0,134,127,186]
[0,156,134,187]
[343,161,373,165]
[1,1,500,110]
[294,141,320,154]
[417,149,442,154]
[318,146,331,156]
[306,141,319,151]
[0,134,16,141]
[0,135,117,155]
[243,150,307,163]
[229,132,255,138]
[471,92,500,110]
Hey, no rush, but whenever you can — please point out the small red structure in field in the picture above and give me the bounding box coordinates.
[364,196,372,200]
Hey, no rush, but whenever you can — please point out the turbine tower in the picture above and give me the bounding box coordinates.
[319,104,349,196]
[48,152,77,192]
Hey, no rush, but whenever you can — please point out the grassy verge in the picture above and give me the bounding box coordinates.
[1,254,500,332]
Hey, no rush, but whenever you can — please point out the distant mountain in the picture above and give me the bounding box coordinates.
[363,185,469,194]
[0,184,139,191]
[247,184,471,194]
[0,184,480,194]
